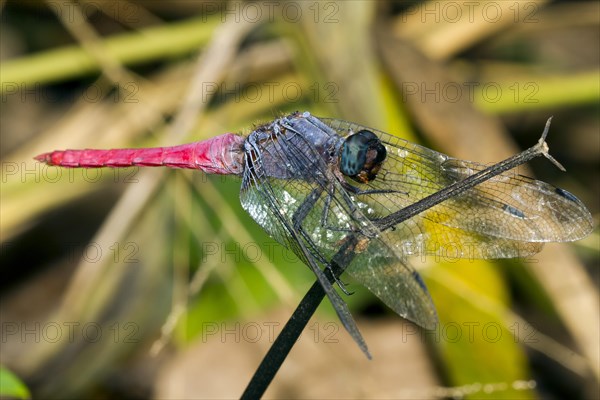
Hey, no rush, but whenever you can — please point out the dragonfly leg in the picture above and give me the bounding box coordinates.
[325,264,355,295]
[341,180,405,196]
[321,188,333,227]
[292,186,324,230]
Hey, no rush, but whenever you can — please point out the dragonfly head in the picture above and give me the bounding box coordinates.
[339,130,387,183]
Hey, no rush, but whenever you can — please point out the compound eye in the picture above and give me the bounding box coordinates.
[339,130,386,183]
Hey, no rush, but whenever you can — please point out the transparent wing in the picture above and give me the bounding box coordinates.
[239,118,437,330]
[321,118,593,259]
[344,238,437,328]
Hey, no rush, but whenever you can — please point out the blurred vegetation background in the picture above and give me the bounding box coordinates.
[1,1,598,399]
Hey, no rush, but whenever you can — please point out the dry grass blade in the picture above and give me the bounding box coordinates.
[46,0,142,86]
[532,248,600,380]
[394,0,550,60]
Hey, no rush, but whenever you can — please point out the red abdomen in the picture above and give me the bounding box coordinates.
[35,133,246,175]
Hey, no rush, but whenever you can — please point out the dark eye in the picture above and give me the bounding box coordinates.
[339,130,386,183]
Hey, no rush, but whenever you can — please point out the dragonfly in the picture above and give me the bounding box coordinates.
[36,111,593,357]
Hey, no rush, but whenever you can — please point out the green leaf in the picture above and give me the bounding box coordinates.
[0,366,31,400]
